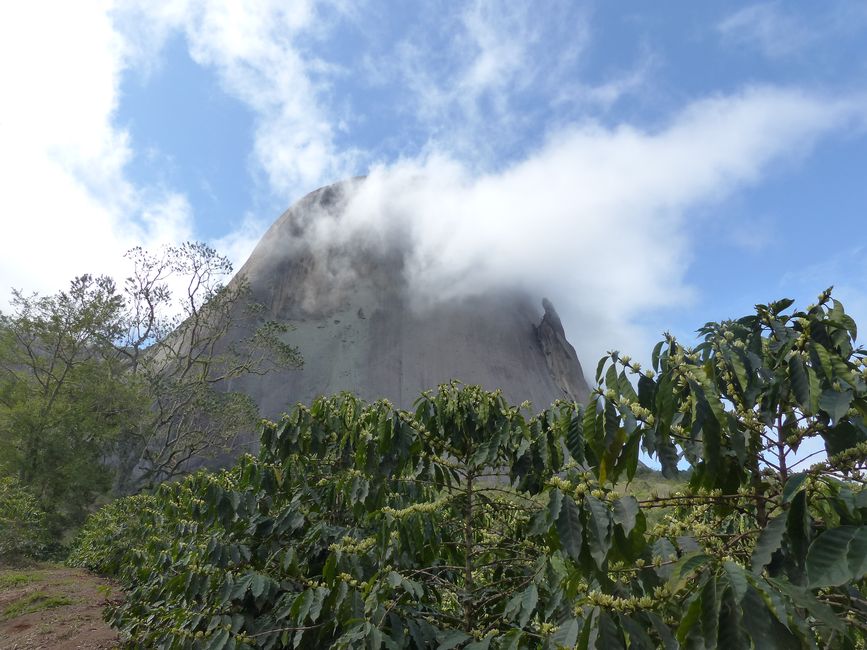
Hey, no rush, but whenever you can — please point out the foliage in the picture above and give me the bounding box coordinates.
[0,477,49,563]
[72,291,867,648]
[67,494,157,575]
[586,288,867,646]
[0,242,301,535]
[116,243,302,490]
[0,275,135,533]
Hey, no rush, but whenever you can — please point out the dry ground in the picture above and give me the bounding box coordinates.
[0,565,119,650]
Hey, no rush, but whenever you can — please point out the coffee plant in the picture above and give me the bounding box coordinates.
[72,290,867,648]
[0,476,48,562]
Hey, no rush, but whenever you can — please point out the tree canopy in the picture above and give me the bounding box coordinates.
[0,243,301,535]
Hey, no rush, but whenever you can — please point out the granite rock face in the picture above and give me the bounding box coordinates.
[225,180,590,418]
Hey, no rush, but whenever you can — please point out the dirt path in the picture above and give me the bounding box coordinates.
[0,565,120,650]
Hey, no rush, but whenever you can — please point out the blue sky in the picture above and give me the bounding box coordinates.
[2,1,867,370]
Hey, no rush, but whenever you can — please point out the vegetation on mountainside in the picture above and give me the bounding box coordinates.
[68,289,867,649]
[0,242,300,541]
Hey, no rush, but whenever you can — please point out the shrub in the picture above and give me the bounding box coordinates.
[0,477,48,563]
[67,493,157,575]
[74,292,867,648]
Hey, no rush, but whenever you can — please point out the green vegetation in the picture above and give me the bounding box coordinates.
[1,591,73,621]
[0,275,132,536]
[0,477,49,562]
[0,242,300,546]
[0,570,40,589]
[67,493,156,575]
[66,290,867,648]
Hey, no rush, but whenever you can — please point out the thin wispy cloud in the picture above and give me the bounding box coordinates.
[717,2,813,59]
[717,1,867,60]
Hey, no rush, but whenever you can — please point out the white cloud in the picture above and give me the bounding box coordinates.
[0,2,194,301]
[115,0,357,200]
[316,88,865,366]
[386,1,597,165]
[0,0,352,303]
[3,1,866,383]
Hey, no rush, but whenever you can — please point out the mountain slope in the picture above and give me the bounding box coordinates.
[226,180,590,416]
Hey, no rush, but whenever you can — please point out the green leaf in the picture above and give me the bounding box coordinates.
[584,495,612,569]
[700,575,719,650]
[788,356,810,411]
[637,374,657,410]
[591,610,624,650]
[250,573,267,599]
[518,584,538,628]
[605,364,620,398]
[675,590,702,645]
[647,613,677,650]
[728,348,750,394]
[618,615,654,650]
[612,496,639,537]
[437,630,471,650]
[556,494,583,562]
[769,577,843,632]
[781,472,808,503]
[651,341,664,372]
[596,356,609,384]
[741,586,800,650]
[786,490,810,567]
[811,342,834,380]
[205,629,230,650]
[723,561,748,602]
[583,399,598,447]
[292,588,314,623]
[564,410,585,464]
[822,421,866,456]
[619,430,641,483]
[668,552,711,594]
[806,525,867,587]
[308,587,328,623]
[751,513,787,573]
[551,618,580,649]
[717,585,746,649]
[656,436,679,479]
[820,388,853,424]
[806,366,821,414]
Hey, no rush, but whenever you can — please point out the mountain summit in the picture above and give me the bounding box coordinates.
[227,180,590,416]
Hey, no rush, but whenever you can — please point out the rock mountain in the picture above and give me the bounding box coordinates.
[225,180,590,417]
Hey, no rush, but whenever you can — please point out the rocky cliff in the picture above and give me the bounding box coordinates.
[225,180,590,417]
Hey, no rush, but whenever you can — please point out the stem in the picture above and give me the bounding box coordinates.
[463,468,474,634]
[752,474,767,526]
[777,411,788,484]
[749,430,767,527]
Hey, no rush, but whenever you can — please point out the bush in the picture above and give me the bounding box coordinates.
[72,293,867,648]
[67,493,156,575]
[0,477,48,563]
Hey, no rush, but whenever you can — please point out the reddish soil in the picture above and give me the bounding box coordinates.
[0,565,120,650]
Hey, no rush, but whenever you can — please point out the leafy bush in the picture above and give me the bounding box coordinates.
[0,477,48,563]
[67,494,157,575]
[76,292,867,648]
